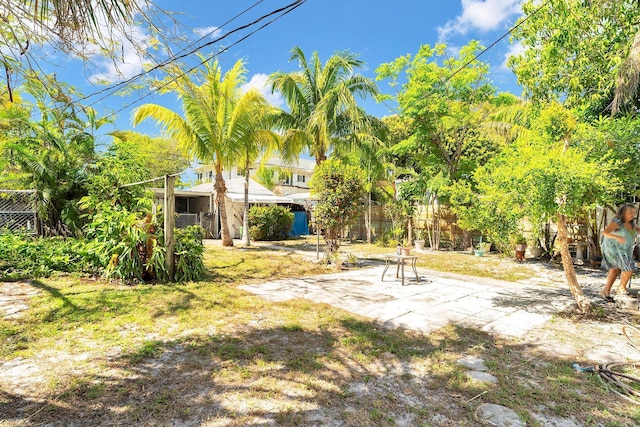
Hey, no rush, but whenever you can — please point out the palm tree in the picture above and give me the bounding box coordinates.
[0,77,104,235]
[133,58,260,247]
[269,47,381,165]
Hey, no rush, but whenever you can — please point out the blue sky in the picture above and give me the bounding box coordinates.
[48,0,525,141]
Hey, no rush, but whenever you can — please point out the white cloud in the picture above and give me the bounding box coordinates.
[438,0,523,42]
[500,40,524,71]
[88,25,225,84]
[87,21,151,83]
[194,26,222,39]
[240,73,284,107]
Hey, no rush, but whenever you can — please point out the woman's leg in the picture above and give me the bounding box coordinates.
[618,270,634,294]
[602,268,620,297]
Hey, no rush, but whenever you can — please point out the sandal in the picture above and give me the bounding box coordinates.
[600,292,614,302]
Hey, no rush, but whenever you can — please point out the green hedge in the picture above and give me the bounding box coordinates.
[0,225,206,283]
[248,205,294,240]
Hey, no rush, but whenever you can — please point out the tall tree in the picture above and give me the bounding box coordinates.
[376,41,501,184]
[0,73,107,234]
[133,58,264,247]
[510,0,640,115]
[468,103,620,313]
[377,41,505,248]
[109,130,191,186]
[269,46,381,165]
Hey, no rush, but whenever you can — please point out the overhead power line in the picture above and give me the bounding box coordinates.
[80,0,307,114]
[443,0,553,85]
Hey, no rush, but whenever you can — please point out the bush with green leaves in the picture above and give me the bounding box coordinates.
[248,205,294,241]
[83,203,206,283]
[0,233,98,279]
[174,226,205,282]
[310,159,364,255]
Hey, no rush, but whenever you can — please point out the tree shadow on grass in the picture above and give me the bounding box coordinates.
[2,316,639,426]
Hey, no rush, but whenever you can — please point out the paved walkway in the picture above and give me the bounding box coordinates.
[239,265,586,338]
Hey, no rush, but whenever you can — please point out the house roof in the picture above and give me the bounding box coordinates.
[189,178,295,204]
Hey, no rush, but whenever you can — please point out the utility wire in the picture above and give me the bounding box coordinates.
[79,0,305,112]
[443,0,553,84]
[75,0,267,104]
[98,0,306,122]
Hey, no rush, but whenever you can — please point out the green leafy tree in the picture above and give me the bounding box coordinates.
[377,41,505,248]
[109,130,191,186]
[376,41,501,183]
[469,103,620,313]
[269,46,381,164]
[0,73,108,234]
[510,0,640,115]
[310,158,365,257]
[82,142,150,213]
[133,57,263,247]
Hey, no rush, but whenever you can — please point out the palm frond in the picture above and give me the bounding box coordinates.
[612,29,640,114]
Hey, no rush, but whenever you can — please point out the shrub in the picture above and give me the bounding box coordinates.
[174,226,205,282]
[248,205,294,240]
[0,233,97,279]
[0,205,207,283]
[85,206,205,283]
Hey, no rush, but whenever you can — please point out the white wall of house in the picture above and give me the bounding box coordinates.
[194,156,315,195]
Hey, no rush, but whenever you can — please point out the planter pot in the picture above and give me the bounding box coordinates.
[529,247,544,258]
[414,240,425,250]
[400,247,411,256]
[474,250,484,257]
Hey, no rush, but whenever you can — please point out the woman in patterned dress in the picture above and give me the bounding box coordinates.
[600,204,640,300]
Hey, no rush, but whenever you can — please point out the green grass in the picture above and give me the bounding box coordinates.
[276,237,540,282]
[1,241,638,426]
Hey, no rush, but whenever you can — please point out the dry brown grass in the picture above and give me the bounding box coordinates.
[1,241,639,426]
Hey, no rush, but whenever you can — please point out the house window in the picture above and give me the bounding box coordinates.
[296,174,306,183]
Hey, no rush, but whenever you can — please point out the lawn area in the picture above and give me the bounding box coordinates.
[1,241,639,426]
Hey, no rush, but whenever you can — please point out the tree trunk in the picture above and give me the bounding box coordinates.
[557,213,592,313]
[241,168,251,246]
[462,229,471,250]
[324,228,340,263]
[214,169,233,247]
[433,200,441,251]
[366,190,372,244]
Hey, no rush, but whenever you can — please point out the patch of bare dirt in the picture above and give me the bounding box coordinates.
[2,261,640,426]
[0,281,40,320]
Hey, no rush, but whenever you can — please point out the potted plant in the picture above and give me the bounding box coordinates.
[400,237,412,256]
[513,233,527,261]
[474,238,490,257]
[414,229,426,250]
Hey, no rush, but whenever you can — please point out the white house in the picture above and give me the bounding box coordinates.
[194,156,316,197]
[157,177,310,239]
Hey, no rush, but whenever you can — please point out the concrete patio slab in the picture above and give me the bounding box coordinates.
[238,265,580,338]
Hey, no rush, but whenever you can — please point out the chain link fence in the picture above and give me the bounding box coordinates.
[0,190,38,234]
